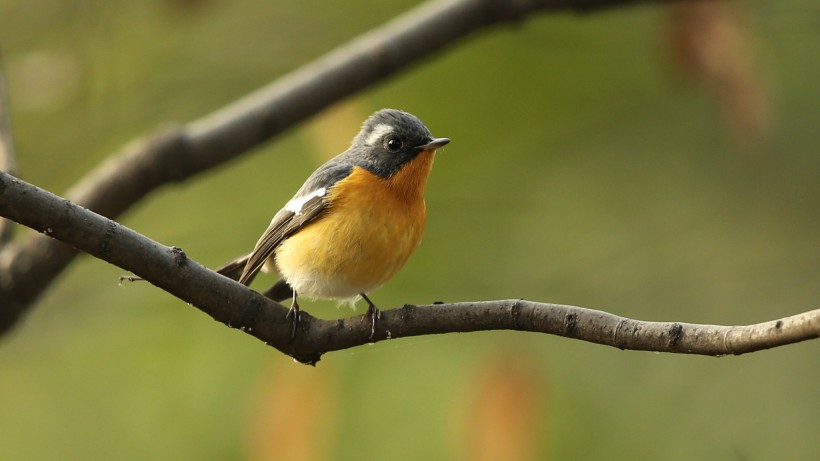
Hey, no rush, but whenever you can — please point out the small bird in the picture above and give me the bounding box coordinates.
[217,109,449,337]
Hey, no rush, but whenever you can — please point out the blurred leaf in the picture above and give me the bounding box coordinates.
[456,352,550,461]
[245,360,339,461]
[667,1,773,149]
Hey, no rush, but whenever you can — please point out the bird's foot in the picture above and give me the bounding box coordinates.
[360,293,381,340]
[285,294,301,340]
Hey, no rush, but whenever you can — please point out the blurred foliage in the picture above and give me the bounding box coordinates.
[1,0,818,460]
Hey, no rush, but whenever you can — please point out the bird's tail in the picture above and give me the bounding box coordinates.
[217,255,293,302]
[215,254,252,284]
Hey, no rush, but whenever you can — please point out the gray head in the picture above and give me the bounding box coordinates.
[347,109,450,179]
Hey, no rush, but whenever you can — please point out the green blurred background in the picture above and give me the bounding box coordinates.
[1,0,818,459]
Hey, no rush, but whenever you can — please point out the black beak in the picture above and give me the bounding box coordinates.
[416,137,450,151]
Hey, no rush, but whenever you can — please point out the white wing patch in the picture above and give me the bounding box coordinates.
[364,123,394,146]
[284,187,326,215]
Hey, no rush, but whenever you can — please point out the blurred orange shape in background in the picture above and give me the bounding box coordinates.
[457,352,551,461]
[668,0,773,150]
[245,360,339,461]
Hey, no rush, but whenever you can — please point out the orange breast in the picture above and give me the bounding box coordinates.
[273,151,435,300]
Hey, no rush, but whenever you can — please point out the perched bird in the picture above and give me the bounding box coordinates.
[217,109,449,337]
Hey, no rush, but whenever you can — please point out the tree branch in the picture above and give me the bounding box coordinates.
[0,0,674,333]
[1,171,816,365]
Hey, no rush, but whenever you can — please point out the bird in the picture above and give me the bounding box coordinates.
[217,109,449,338]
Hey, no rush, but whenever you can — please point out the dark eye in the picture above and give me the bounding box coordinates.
[386,137,403,152]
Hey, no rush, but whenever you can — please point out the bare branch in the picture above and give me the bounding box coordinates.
[0,50,16,247]
[1,172,816,365]
[0,0,677,333]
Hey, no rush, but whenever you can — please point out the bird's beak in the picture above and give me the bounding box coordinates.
[416,137,450,151]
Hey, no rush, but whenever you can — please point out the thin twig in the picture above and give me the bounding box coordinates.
[1,171,816,365]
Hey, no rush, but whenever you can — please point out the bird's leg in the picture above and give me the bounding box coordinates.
[285,290,301,339]
[261,279,294,303]
[360,293,381,340]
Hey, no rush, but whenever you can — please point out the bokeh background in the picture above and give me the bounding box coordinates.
[1,0,818,460]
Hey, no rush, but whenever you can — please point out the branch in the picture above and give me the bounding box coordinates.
[1,172,816,365]
[0,0,674,333]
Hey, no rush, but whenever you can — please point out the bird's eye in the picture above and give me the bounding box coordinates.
[385,137,403,152]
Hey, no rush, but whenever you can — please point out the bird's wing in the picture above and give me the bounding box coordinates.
[235,162,352,286]
[237,195,324,285]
